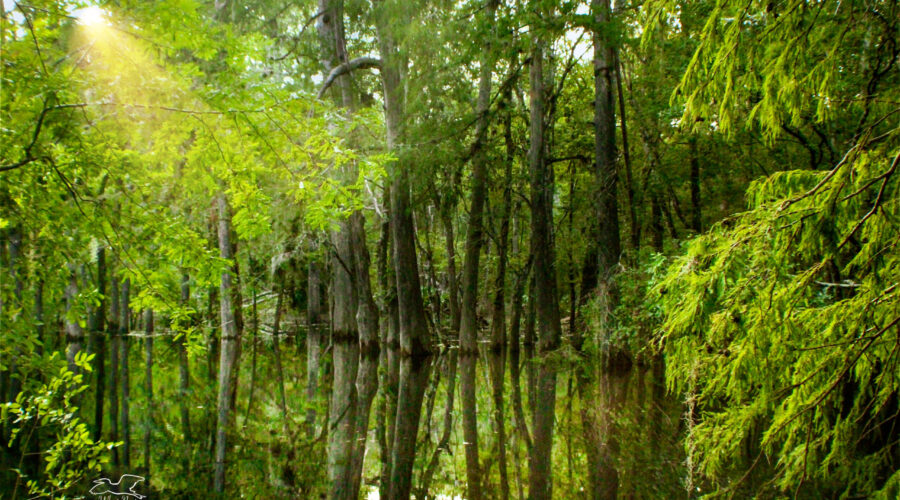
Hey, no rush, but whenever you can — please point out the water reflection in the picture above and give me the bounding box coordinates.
[328,345,684,499]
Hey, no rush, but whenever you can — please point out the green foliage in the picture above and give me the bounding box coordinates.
[653,137,900,496]
[4,352,116,498]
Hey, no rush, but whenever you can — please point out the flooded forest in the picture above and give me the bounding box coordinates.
[2,0,899,498]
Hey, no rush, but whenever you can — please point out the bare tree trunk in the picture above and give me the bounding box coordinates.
[205,285,219,467]
[178,272,192,445]
[109,277,120,467]
[327,219,360,500]
[440,210,461,335]
[459,0,498,355]
[245,287,258,425]
[374,0,431,359]
[4,227,24,448]
[271,285,288,425]
[92,247,107,442]
[374,4,435,497]
[388,356,433,499]
[418,350,457,497]
[689,137,702,233]
[349,211,380,500]
[457,2,497,495]
[650,195,664,252]
[142,309,153,487]
[490,82,517,351]
[527,35,562,500]
[214,191,240,494]
[307,257,325,439]
[579,0,620,349]
[489,349,510,500]
[65,265,83,375]
[614,53,640,250]
[377,195,400,499]
[460,353,482,498]
[119,278,131,469]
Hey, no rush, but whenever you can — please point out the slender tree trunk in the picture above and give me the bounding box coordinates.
[460,353,481,497]
[109,277,120,467]
[65,265,83,375]
[119,279,131,469]
[689,137,702,233]
[489,349,510,500]
[650,195,664,252]
[178,272,192,445]
[206,285,219,466]
[271,285,288,426]
[245,287,258,425]
[459,0,498,355]
[214,191,240,494]
[92,247,107,441]
[307,257,325,438]
[490,79,517,351]
[350,210,380,500]
[375,0,431,359]
[579,0,620,350]
[418,350,457,497]
[327,219,360,500]
[523,275,536,348]
[374,4,435,497]
[377,194,400,499]
[4,227,24,447]
[457,3,497,495]
[508,260,529,351]
[388,356,433,500]
[614,53,640,250]
[440,210,461,336]
[527,35,562,500]
[142,308,153,487]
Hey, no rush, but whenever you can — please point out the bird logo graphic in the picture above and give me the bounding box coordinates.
[89,474,146,499]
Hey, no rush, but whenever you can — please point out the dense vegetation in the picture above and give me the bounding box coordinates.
[1,0,898,498]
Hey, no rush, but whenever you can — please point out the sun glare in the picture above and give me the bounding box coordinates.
[76,5,108,27]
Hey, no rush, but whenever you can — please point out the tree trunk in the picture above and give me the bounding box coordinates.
[377,193,399,499]
[527,34,562,500]
[579,0,620,350]
[614,53,640,250]
[418,350,457,497]
[349,210,380,500]
[307,257,325,439]
[178,272,192,445]
[460,353,482,498]
[271,285,288,426]
[327,219,360,500]
[459,0,497,355]
[65,265,83,375]
[689,137,702,233]
[388,356,433,500]
[245,287,258,426]
[440,210,461,336]
[142,308,153,486]
[490,81,517,351]
[456,2,497,495]
[650,195,664,252]
[489,349,511,500]
[206,285,219,466]
[92,247,107,442]
[214,191,240,494]
[119,278,131,469]
[375,0,431,359]
[109,277,120,467]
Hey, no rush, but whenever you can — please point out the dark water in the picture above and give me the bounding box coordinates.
[337,344,687,499]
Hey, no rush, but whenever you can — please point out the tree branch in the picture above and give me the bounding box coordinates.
[316,56,382,99]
